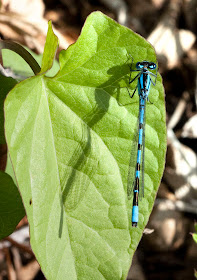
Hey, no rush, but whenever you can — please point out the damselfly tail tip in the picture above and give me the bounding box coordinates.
[132,222,138,227]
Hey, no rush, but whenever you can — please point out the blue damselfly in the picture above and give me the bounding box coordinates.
[127,60,157,227]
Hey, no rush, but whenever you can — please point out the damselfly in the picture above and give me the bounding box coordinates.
[127,60,157,227]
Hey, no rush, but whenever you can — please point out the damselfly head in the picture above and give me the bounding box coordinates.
[136,61,157,70]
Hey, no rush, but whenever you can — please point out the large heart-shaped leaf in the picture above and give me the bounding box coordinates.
[4,12,166,280]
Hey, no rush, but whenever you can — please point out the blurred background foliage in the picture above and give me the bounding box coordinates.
[0,0,196,279]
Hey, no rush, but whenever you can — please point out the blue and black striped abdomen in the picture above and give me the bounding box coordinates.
[132,97,146,227]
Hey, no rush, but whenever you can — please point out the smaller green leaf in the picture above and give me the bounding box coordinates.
[193,233,197,243]
[0,40,41,76]
[194,222,197,233]
[194,269,197,279]
[2,48,35,78]
[2,46,59,80]
[0,170,25,240]
[192,222,197,243]
[0,74,17,144]
[40,21,59,74]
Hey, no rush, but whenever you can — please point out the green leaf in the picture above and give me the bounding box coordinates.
[194,222,197,234]
[0,75,17,144]
[40,21,59,74]
[0,170,25,239]
[193,233,197,243]
[192,223,197,243]
[4,11,166,280]
[2,44,59,80]
[195,269,197,279]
